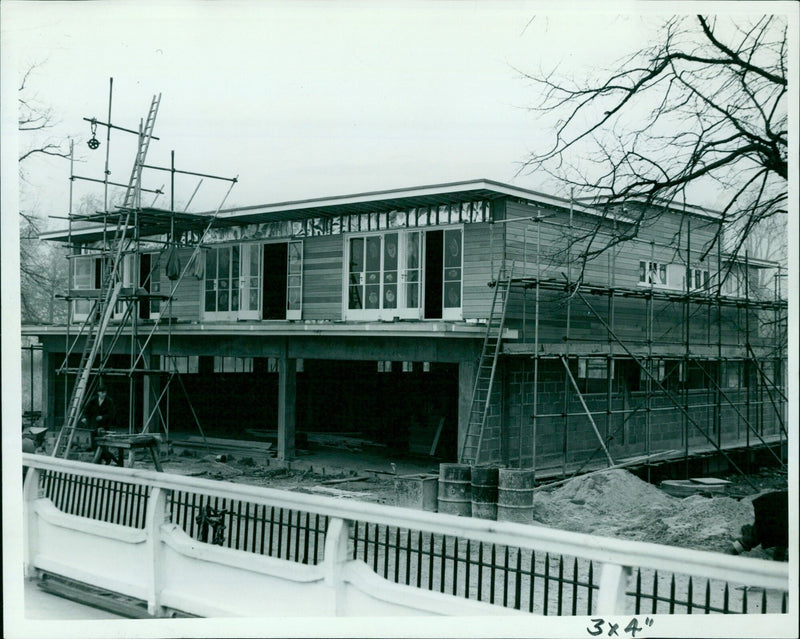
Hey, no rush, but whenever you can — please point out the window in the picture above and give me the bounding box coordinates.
[723,271,743,297]
[442,228,463,315]
[347,230,422,320]
[286,241,303,319]
[639,261,667,286]
[578,358,610,379]
[71,254,102,322]
[204,246,240,318]
[159,356,199,374]
[213,357,253,373]
[692,268,710,291]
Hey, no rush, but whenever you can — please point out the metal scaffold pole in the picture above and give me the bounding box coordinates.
[683,219,691,479]
[562,192,574,478]
[744,251,751,472]
[531,216,541,473]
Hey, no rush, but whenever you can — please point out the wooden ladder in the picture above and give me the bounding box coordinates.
[459,261,514,464]
[52,95,161,459]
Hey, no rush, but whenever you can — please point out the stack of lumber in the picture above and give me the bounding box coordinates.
[172,435,274,461]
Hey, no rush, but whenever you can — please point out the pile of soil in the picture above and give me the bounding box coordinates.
[533,469,757,553]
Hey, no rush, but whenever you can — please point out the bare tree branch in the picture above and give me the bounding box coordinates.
[518,14,787,277]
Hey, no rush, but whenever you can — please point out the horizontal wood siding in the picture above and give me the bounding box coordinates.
[302,235,343,320]
[161,248,202,321]
[503,200,723,291]
[514,288,759,348]
[462,222,500,320]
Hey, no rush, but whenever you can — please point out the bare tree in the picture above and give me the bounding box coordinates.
[19,62,71,323]
[518,15,787,275]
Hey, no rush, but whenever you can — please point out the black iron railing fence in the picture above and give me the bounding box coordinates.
[32,464,788,616]
[350,522,596,614]
[39,469,150,529]
[629,568,788,615]
[167,491,329,565]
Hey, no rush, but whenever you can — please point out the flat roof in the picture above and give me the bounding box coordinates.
[40,179,601,242]
[41,178,733,243]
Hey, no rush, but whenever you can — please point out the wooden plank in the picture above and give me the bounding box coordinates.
[429,417,445,456]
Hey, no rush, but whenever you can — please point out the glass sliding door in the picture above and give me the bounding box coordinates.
[442,228,463,320]
[401,231,421,314]
[286,241,303,319]
[238,243,261,320]
[72,255,100,322]
[346,230,423,320]
[204,245,240,320]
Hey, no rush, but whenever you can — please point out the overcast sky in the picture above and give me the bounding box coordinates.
[3,1,721,220]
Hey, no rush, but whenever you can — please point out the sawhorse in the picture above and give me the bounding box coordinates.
[93,434,163,471]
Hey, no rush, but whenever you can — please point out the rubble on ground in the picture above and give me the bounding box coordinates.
[533,469,757,553]
[143,445,784,557]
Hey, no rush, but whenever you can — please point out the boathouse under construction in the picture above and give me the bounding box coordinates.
[22,91,788,482]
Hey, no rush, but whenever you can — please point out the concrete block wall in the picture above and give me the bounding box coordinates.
[502,359,784,470]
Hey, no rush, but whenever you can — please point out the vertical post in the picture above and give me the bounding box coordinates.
[597,563,632,614]
[23,467,40,578]
[41,349,55,432]
[775,265,784,462]
[458,359,478,456]
[323,517,352,614]
[531,217,542,472]
[145,485,168,616]
[562,194,574,478]
[716,239,723,448]
[646,241,654,482]
[606,231,616,448]
[744,252,751,471]
[277,350,297,461]
[103,78,113,212]
[683,220,691,478]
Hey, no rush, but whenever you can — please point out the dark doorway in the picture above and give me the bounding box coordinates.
[139,254,151,319]
[424,230,443,319]
[262,243,288,320]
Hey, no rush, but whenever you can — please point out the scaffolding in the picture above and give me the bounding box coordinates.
[51,80,238,460]
[492,209,788,483]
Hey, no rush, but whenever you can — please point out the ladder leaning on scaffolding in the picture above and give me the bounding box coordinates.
[52,95,161,459]
[459,262,514,465]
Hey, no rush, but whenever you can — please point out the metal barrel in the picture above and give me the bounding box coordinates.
[470,465,498,520]
[497,468,535,523]
[437,463,472,516]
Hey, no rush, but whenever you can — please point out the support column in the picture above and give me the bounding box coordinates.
[141,352,162,434]
[277,356,297,461]
[41,349,55,432]
[457,359,477,457]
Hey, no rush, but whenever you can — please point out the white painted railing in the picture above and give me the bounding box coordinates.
[22,454,789,617]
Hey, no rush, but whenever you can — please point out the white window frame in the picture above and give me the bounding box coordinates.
[213,356,254,373]
[71,255,99,323]
[345,230,423,321]
[112,253,137,320]
[286,240,303,320]
[203,244,241,321]
[146,251,162,321]
[238,243,262,321]
[441,227,464,321]
[639,261,668,287]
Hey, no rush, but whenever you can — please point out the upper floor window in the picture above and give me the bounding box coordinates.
[346,226,462,321]
[203,241,303,321]
[213,356,253,373]
[690,268,710,292]
[639,261,667,286]
[71,254,102,322]
[639,261,710,292]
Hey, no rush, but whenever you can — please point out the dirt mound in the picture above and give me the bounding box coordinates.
[534,469,754,552]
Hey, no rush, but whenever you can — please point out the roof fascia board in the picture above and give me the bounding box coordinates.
[574,195,722,221]
[211,179,601,221]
